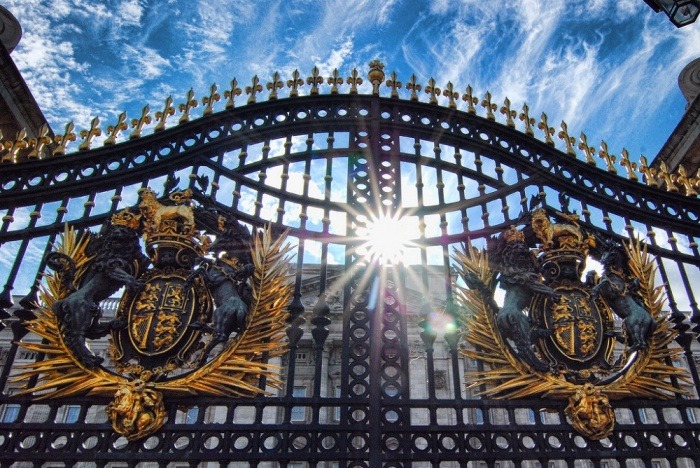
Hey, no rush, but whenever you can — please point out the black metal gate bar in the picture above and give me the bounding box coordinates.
[0,67,699,466]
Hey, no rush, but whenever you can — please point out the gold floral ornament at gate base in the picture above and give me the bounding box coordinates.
[453,204,691,440]
[11,188,294,441]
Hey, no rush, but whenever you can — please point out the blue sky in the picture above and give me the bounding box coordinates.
[4,0,700,160]
[2,1,700,302]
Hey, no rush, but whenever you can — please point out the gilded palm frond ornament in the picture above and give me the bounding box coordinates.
[453,203,691,440]
[11,188,294,441]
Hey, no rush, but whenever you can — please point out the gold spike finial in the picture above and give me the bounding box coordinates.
[202,84,220,116]
[443,82,458,109]
[104,112,128,145]
[1,129,29,163]
[537,113,555,145]
[28,123,52,160]
[154,96,175,132]
[307,66,324,95]
[578,133,596,165]
[500,98,516,128]
[481,92,497,120]
[386,71,401,98]
[287,70,303,97]
[598,141,617,173]
[267,72,284,101]
[557,121,576,156]
[674,165,697,196]
[519,104,535,136]
[327,69,343,94]
[425,78,441,105]
[224,78,242,109]
[347,68,362,94]
[658,162,678,192]
[638,155,658,187]
[130,105,152,139]
[406,74,421,102]
[178,89,198,123]
[78,117,102,151]
[462,85,478,114]
[619,149,638,182]
[53,122,76,156]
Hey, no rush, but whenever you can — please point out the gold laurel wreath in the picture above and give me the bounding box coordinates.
[452,238,691,400]
[12,223,294,400]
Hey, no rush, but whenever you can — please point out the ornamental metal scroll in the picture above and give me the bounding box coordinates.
[10,187,294,441]
[454,202,692,440]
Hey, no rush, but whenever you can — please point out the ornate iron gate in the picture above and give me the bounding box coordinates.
[0,61,699,467]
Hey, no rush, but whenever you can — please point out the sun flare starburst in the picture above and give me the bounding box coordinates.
[356,214,416,265]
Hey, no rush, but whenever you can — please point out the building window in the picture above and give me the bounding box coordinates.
[686,408,697,423]
[63,405,80,424]
[333,386,341,421]
[474,408,484,424]
[1,404,20,423]
[638,408,648,424]
[296,351,307,361]
[185,406,199,424]
[18,351,37,360]
[290,387,307,421]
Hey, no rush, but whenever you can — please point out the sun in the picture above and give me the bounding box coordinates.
[356,214,416,264]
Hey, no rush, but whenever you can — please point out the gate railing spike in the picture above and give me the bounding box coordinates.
[5,60,696,197]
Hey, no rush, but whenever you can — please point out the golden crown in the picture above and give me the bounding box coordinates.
[111,208,141,230]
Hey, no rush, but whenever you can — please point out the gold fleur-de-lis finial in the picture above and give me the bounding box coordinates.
[287,70,304,97]
[598,141,617,173]
[462,85,478,114]
[53,121,77,156]
[327,69,343,94]
[537,113,555,145]
[425,78,441,104]
[224,78,242,109]
[443,82,458,109]
[245,75,264,103]
[519,104,535,136]
[202,83,220,115]
[104,112,127,145]
[674,165,697,196]
[154,96,175,132]
[481,91,497,120]
[28,123,52,159]
[267,72,284,100]
[178,89,199,123]
[130,105,152,139]
[557,121,576,156]
[386,71,401,98]
[500,98,516,128]
[578,133,596,165]
[78,117,102,151]
[347,68,363,94]
[619,149,638,181]
[1,129,28,163]
[406,74,421,101]
[658,161,678,192]
[307,66,323,95]
[638,155,658,187]
[367,60,385,95]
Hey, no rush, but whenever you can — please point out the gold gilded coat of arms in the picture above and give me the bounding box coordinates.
[454,202,691,440]
[12,186,293,441]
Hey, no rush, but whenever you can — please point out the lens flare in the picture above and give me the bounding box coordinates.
[357,215,415,264]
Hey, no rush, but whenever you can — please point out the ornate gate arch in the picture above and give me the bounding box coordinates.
[0,61,699,467]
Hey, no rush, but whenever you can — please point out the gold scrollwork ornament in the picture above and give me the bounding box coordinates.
[12,194,294,441]
[453,208,691,440]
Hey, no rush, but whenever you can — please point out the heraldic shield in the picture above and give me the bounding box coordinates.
[454,200,691,441]
[11,183,294,441]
